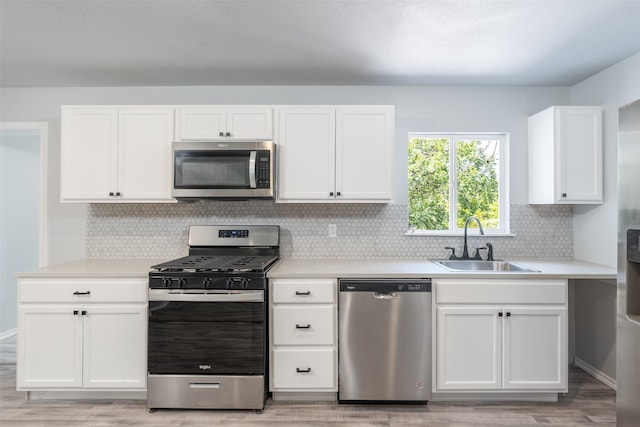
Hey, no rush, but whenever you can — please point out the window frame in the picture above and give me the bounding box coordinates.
[407,132,510,236]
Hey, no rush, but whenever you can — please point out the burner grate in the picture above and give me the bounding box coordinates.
[151,255,278,273]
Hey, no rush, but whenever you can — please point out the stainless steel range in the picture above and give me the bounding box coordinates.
[147,225,279,412]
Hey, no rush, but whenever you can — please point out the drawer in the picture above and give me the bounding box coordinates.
[435,279,567,305]
[273,306,335,346]
[272,279,336,304]
[18,278,148,303]
[272,348,336,390]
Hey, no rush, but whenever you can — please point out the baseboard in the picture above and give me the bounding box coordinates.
[574,357,617,390]
[0,329,17,341]
[431,392,559,402]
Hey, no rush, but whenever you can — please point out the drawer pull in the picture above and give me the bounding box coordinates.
[296,367,312,373]
[189,382,221,389]
[295,324,311,329]
[73,291,91,296]
[295,291,311,296]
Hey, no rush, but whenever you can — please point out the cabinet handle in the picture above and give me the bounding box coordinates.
[219,131,224,137]
[81,310,87,316]
[226,132,231,137]
[296,367,312,373]
[562,193,567,198]
[295,324,311,329]
[116,192,121,197]
[337,191,341,196]
[506,312,511,317]
[295,291,311,296]
[329,192,334,197]
[109,192,114,197]
[498,312,503,317]
[73,291,91,296]
[73,310,79,315]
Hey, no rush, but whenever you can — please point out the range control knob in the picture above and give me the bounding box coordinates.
[178,278,187,288]
[226,277,247,289]
[162,278,172,288]
[203,277,213,288]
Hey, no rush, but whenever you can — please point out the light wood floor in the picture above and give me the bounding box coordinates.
[0,335,616,426]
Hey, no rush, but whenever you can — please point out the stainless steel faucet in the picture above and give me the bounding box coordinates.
[462,216,484,260]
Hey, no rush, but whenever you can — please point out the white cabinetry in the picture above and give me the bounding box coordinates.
[277,106,394,202]
[270,279,337,398]
[17,278,147,392]
[175,106,273,140]
[528,106,603,204]
[61,106,174,202]
[434,279,567,394]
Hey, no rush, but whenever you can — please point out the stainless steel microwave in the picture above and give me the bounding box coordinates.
[172,141,275,199]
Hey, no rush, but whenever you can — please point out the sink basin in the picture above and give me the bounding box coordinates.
[434,260,540,272]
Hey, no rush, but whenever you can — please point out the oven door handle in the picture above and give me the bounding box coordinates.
[148,289,264,302]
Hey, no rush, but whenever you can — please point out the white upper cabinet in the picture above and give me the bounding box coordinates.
[528,106,603,204]
[277,105,394,203]
[175,106,273,140]
[61,106,175,203]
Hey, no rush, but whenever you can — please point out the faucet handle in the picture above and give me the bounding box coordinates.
[445,247,458,260]
[473,247,487,260]
[485,243,494,261]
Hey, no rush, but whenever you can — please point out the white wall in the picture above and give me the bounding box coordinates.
[0,85,570,263]
[0,130,40,335]
[571,52,640,267]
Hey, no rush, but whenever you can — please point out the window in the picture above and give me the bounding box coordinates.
[408,133,509,234]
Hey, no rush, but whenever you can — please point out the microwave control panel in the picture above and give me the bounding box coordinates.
[257,150,271,188]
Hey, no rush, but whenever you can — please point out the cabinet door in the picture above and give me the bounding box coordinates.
[118,108,174,201]
[82,304,147,389]
[555,106,603,203]
[60,108,117,201]
[227,107,273,139]
[17,305,83,388]
[277,107,336,201]
[502,306,567,390]
[336,106,394,201]
[175,107,226,140]
[436,306,501,390]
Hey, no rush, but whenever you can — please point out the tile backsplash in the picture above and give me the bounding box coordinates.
[87,202,573,260]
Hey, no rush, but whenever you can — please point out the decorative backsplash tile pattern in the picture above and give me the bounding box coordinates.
[87,203,573,260]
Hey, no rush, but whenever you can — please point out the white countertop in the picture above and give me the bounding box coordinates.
[15,257,616,281]
[267,258,616,281]
[14,258,169,278]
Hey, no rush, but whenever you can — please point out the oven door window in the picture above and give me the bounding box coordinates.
[148,301,264,375]
[174,151,251,189]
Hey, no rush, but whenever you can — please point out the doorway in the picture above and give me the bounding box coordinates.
[0,123,48,338]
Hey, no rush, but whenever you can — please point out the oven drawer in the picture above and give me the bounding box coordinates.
[19,278,148,303]
[272,306,335,346]
[147,374,264,410]
[272,348,336,389]
[271,279,336,304]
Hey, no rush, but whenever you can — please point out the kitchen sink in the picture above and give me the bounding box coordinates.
[434,260,540,272]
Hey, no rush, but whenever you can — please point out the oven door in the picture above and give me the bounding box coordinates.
[172,141,274,199]
[148,290,265,376]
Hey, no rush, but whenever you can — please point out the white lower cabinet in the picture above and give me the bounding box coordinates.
[17,278,147,392]
[434,279,567,394]
[270,279,337,397]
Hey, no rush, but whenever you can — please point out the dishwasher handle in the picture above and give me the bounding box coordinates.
[373,291,398,299]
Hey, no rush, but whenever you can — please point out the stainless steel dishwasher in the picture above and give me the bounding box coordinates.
[338,278,432,403]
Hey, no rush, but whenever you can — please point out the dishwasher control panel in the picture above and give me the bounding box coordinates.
[339,279,431,293]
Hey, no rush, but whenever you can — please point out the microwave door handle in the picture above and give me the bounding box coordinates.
[249,151,257,188]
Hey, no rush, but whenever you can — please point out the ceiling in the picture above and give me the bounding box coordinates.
[1,0,639,88]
